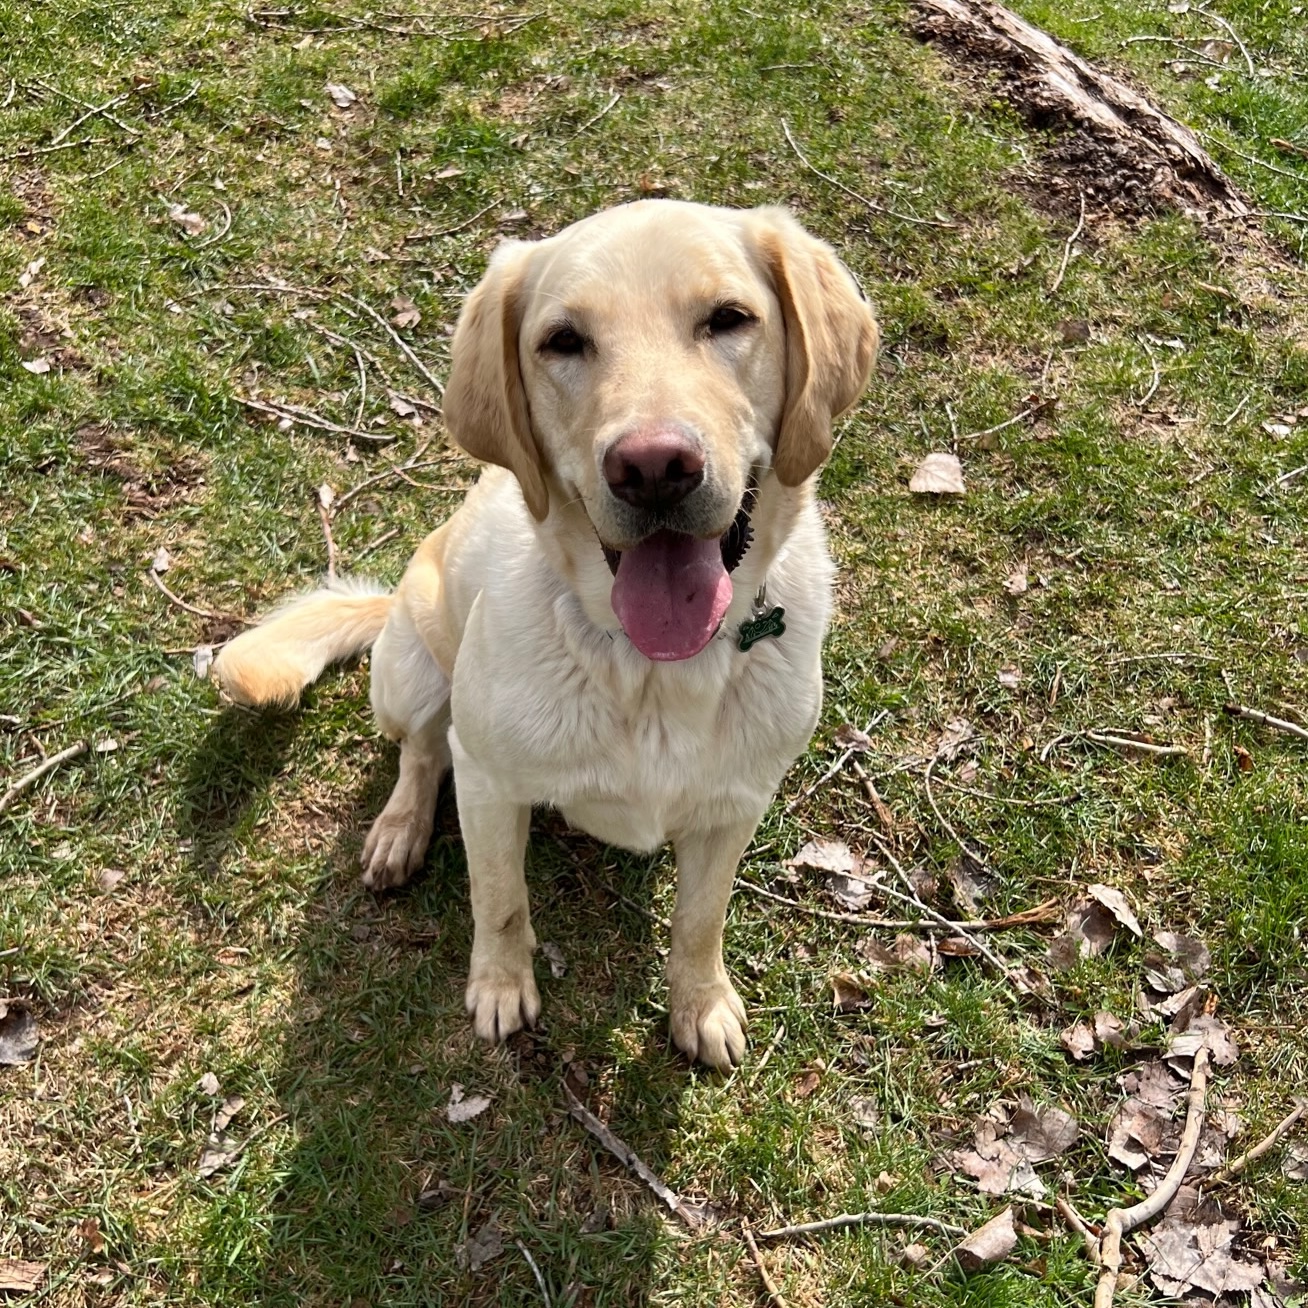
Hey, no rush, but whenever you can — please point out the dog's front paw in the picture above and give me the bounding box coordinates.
[466,960,541,1044]
[361,809,433,890]
[669,978,747,1071]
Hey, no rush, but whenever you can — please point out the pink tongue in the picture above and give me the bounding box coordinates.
[611,530,733,661]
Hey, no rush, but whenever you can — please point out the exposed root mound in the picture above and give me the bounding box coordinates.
[914,0,1250,219]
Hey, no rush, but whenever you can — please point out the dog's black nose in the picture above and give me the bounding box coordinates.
[603,426,705,511]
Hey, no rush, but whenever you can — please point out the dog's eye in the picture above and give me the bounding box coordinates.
[705,304,755,336]
[541,326,586,356]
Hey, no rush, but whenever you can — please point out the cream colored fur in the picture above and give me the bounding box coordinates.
[214,201,878,1070]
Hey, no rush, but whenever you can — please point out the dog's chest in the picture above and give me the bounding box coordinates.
[452,594,822,850]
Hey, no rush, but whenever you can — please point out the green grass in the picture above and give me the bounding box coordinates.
[2,0,1307,1304]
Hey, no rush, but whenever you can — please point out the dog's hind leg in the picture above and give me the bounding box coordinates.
[361,605,452,891]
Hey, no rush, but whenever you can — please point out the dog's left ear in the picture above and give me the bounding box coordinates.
[443,240,550,521]
[752,208,880,486]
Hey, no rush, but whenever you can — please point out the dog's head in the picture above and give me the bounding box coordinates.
[442,201,879,660]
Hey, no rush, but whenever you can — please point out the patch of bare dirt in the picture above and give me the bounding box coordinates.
[74,424,208,518]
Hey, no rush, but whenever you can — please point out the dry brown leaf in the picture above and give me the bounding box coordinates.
[826,871,876,911]
[1167,1014,1239,1067]
[849,1096,880,1128]
[0,1261,46,1293]
[787,838,859,876]
[1059,1020,1095,1061]
[831,972,871,1012]
[214,1095,244,1132]
[18,257,45,289]
[1284,1143,1308,1181]
[792,1066,822,1100]
[909,451,965,495]
[1140,1191,1264,1297]
[1008,1097,1079,1162]
[997,663,1022,690]
[936,717,975,760]
[0,1000,39,1066]
[97,867,126,893]
[1066,899,1118,957]
[1093,1010,1129,1050]
[390,295,421,329]
[956,1207,1017,1270]
[21,357,51,374]
[197,1131,241,1178]
[833,723,873,750]
[77,1216,105,1255]
[456,1218,503,1273]
[198,1071,220,1096]
[167,203,207,236]
[1087,883,1142,936]
[1003,568,1029,595]
[1107,1099,1170,1171]
[541,941,566,978]
[325,81,358,108]
[446,1083,493,1123]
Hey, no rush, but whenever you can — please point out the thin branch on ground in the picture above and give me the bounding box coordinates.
[850,759,896,834]
[563,1084,702,1228]
[924,754,991,870]
[1206,134,1308,184]
[868,838,1021,978]
[1135,336,1161,407]
[147,567,243,623]
[334,289,446,398]
[781,711,889,813]
[1263,463,1308,493]
[194,201,233,250]
[333,440,438,510]
[0,77,14,110]
[234,395,396,443]
[1056,1195,1100,1263]
[46,88,138,146]
[957,398,1052,444]
[515,1240,552,1307]
[1094,1046,1210,1308]
[1194,7,1256,77]
[317,492,338,582]
[4,136,106,162]
[574,90,620,136]
[758,1211,968,1241]
[746,1022,787,1086]
[780,119,955,228]
[930,776,1076,807]
[1223,702,1308,742]
[1210,1100,1307,1184]
[404,200,501,242]
[353,527,401,561]
[742,1221,789,1308]
[1086,730,1189,758]
[739,878,1058,931]
[1048,190,1086,296]
[0,741,89,815]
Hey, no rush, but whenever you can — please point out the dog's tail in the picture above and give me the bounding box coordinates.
[213,577,393,709]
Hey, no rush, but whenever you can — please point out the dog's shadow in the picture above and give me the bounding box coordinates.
[184,694,696,1306]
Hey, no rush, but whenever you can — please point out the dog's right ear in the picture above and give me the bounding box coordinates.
[443,241,549,521]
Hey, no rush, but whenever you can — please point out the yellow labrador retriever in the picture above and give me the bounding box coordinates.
[214,201,878,1069]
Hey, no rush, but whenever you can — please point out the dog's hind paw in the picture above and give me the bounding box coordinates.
[669,979,747,1071]
[361,809,433,890]
[466,962,541,1043]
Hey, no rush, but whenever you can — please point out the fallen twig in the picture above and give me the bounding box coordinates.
[317,492,338,582]
[758,1210,968,1242]
[0,740,89,815]
[739,879,1058,932]
[1095,1045,1210,1308]
[353,527,401,561]
[782,711,889,814]
[1086,730,1189,758]
[1205,134,1308,184]
[931,776,1075,807]
[1223,702,1308,742]
[47,88,138,146]
[235,395,396,444]
[563,1084,703,1228]
[404,200,501,243]
[1211,1100,1307,1184]
[1263,463,1308,494]
[194,201,233,251]
[1048,190,1086,296]
[850,758,895,835]
[869,838,1019,979]
[1272,138,1308,161]
[781,119,955,229]
[333,441,440,511]
[147,567,243,624]
[742,1220,789,1308]
[515,1239,552,1307]
[1194,7,1256,78]
[574,90,620,136]
[4,136,106,161]
[957,398,1052,444]
[1135,336,1161,408]
[1055,1195,1100,1263]
[924,755,990,871]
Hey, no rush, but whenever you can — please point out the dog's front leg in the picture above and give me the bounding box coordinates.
[453,746,540,1043]
[667,817,758,1070]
